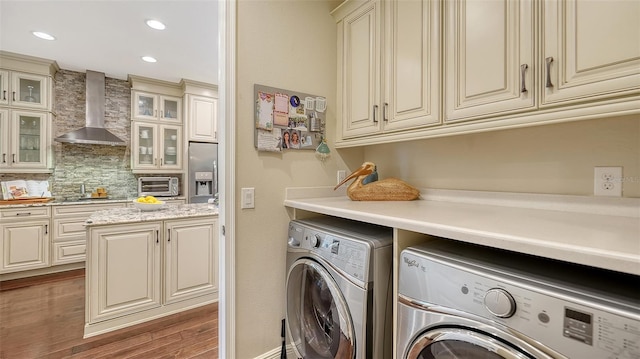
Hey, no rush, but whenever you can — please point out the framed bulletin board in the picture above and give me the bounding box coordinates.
[254,83,326,152]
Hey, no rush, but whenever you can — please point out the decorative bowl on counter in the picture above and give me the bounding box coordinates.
[132,199,166,211]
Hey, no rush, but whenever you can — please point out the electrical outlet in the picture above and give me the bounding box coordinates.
[337,170,346,185]
[594,167,622,197]
[241,187,255,209]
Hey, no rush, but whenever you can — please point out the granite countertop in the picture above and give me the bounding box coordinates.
[85,203,218,226]
[0,197,187,208]
[284,187,640,276]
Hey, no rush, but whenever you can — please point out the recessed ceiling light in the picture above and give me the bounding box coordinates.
[142,56,157,63]
[146,19,166,30]
[32,31,55,41]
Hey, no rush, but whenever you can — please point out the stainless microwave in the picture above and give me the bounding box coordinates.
[138,177,179,197]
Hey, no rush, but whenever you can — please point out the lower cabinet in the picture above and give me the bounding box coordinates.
[0,207,50,274]
[165,217,218,304]
[52,203,126,265]
[88,222,162,323]
[85,216,218,337]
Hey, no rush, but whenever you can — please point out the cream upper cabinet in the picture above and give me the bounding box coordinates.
[541,0,640,106]
[186,95,218,143]
[87,222,162,323]
[0,51,58,172]
[182,80,219,143]
[132,122,182,172]
[336,0,382,139]
[129,75,184,173]
[0,70,8,106]
[132,91,182,123]
[0,110,51,171]
[334,0,440,143]
[444,0,535,122]
[0,109,7,167]
[164,217,218,304]
[0,70,50,110]
[383,0,440,131]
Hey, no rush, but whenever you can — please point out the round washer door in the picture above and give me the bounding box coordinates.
[286,258,355,359]
[407,328,542,359]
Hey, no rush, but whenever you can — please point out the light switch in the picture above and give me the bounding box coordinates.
[241,188,255,209]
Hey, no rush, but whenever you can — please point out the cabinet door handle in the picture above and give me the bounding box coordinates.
[2,90,6,100]
[167,229,171,242]
[545,57,554,88]
[12,154,16,163]
[16,212,32,216]
[373,105,378,123]
[12,91,16,102]
[520,64,529,93]
[383,103,388,122]
[156,230,159,244]
[2,153,5,163]
[45,224,48,234]
[160,110,164,118]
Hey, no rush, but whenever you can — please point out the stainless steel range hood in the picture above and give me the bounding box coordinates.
[55,70,126,146]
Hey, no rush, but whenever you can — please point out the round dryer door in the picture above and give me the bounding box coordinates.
[286,258,355,359]
[407,328,544,359]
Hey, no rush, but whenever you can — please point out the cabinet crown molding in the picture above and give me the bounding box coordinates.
[0,51,59,76]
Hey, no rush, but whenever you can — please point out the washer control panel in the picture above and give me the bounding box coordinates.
[399,246,640,359]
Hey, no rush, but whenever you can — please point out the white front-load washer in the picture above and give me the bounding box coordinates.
[397,239,640,359]
[286,217,393,359]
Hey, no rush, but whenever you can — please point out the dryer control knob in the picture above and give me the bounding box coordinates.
[309,234,321,248]
[288,237,300,247]
[484,288,516,318]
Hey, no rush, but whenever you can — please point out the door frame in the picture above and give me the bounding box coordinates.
[219,0,236,357]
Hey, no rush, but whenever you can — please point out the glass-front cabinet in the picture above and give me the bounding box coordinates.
[0,71,50,110]
[132,122,181,172]
[132,91,181,123]
[161,125,181,169]
[0,110,49,170]
[0,110,8,166]
[0,70,8,106]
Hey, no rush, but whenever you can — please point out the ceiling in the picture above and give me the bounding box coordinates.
[0,1,219,84]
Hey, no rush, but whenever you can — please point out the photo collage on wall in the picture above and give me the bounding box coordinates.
[254,84,326,152]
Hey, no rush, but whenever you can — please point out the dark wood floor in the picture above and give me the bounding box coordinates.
[0,269,218,358]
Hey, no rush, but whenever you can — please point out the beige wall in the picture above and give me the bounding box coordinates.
[235,1,361,357]
[234,1,638,357]
[361,115,640,197]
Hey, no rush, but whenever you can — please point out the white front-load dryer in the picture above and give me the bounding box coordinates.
[397,239,640,359]
[286,217,393,359]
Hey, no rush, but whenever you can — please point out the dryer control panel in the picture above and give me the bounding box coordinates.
[288,221,371,285]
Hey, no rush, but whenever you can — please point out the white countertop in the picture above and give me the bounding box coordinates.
[284,187,640,276]
[85,203,218,226]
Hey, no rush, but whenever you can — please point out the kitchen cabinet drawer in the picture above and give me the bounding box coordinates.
[53,203,124,217]
[52,240,86,265]
[0,206,50,221]
[52,217,87,242]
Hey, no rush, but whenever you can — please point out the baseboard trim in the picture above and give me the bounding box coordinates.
[254,345,297,359]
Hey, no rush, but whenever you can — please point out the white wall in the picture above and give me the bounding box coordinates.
[235,1,360,357]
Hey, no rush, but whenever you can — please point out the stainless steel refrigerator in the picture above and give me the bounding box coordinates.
[188,142,218,204]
